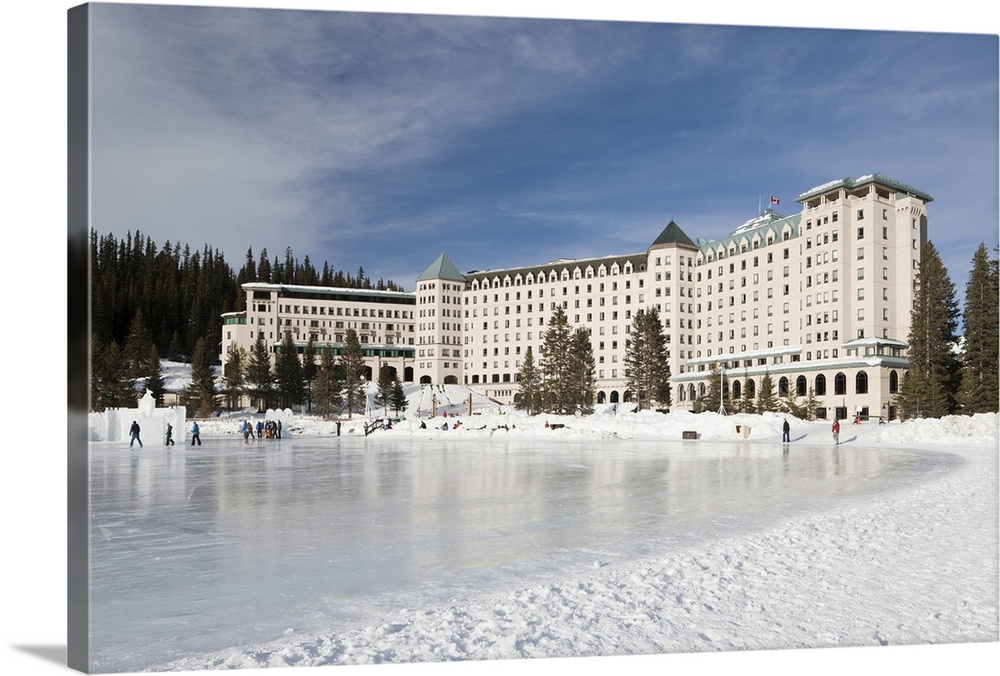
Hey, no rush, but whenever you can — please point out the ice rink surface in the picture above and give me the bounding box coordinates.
[86,436,941,672]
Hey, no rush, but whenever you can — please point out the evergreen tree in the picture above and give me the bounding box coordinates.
[302,335,319,411]
[236,246,256,286]
[733,373,755,413]
[539,306,574,414]
[123,310,154,382]
[257,248,272,282]
[91,335,135,411]
[514,346,542,415]
[222,342,248,410]
[780,392,806,419]
[144,344,165,406]
[701,365,729,414]
[624,308,671,411]
[313,347,343,417]
[959,242,999,413]
[246,332,274,411]
[274,331,305,409]
[898,241,961,418]
[803,386,823,421]
[184,337,217,417]
[374,365,394,416]
[390,377,408,415]
[569,327,596,414]
[90,333,106,412]
[167,331,185,361]
[340,328,367,418]
[757,370,778,413]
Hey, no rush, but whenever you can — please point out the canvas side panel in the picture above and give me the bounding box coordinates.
[67,3,90,673]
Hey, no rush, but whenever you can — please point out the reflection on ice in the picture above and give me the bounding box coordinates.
[87,437,924,672]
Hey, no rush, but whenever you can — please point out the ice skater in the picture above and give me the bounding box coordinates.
[832,418,840,445]
[164,423,174,446]
[190,420,201,446]
[782,418,790,443]
[129,420,143,448]
[241,419,251,444]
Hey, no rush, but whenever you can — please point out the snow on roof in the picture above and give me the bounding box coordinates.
[796,173,933,203]
[242,282,414,299]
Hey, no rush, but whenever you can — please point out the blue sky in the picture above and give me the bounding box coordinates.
[86,1,998,295]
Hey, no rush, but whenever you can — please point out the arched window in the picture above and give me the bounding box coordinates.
[733,380,742,399]
[689,384,697,401]
[698,383,706,398]
[889,370,899,394]
[746,378,756,400]
[597,391,606,404]
[778,376,789,396]
[856,371,868,394]
[623,390,633,402]
[815,373,826,396]
[796,375,807,397]
[610,390,620,404]
[834,372,847,395]
[678,385,686,402]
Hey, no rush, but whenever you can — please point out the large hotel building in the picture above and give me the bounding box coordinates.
[221,173,930,421]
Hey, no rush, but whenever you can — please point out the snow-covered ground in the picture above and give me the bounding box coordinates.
[82,378,999,674]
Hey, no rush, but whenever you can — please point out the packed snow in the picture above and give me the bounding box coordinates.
[84,375,1000,673]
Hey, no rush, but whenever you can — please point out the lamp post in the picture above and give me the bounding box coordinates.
[718,366,727,416]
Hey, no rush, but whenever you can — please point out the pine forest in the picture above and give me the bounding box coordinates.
[89,229,405,361]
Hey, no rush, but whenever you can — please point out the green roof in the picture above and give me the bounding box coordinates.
[796,173,933,203]
[649,220,697,249]
[416,252,467,283]
[465,253,647,283]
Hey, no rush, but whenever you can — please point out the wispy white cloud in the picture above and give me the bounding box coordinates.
[87,5,996,291]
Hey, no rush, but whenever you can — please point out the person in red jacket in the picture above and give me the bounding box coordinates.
[832,418,841,445]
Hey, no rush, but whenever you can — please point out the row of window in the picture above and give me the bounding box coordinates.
[678,370,899,402]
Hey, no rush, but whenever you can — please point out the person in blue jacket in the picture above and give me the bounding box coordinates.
[191,421,201,446]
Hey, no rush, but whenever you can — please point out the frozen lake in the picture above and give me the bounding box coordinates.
[86,435,935,672]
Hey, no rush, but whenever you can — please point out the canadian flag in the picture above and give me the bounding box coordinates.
[770,195,780,205]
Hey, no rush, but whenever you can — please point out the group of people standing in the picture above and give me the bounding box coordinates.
[240,418,282,444]
[127,420,201,448]
[780,417,842,445]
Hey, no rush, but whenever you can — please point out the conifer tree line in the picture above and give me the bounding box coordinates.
[89,229,404,412]
[514,306,597,415]
[220,328,408,419]
[897,241,999,418]
[515,305,671,415]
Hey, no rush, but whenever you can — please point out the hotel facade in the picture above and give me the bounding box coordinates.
[221,173,930,420]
